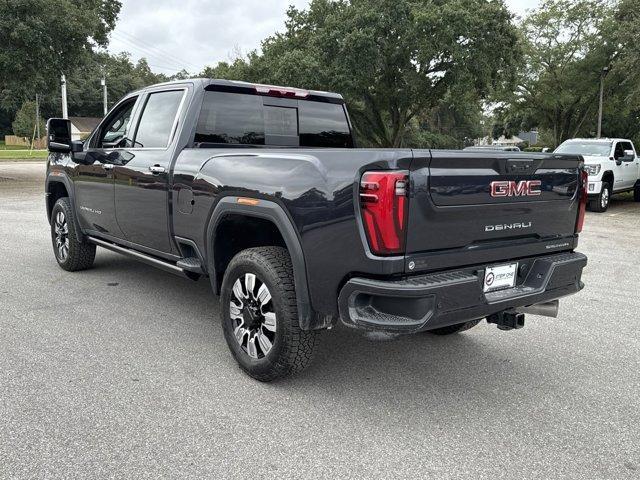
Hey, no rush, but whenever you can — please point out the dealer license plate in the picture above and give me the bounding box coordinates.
[483,263,518,292]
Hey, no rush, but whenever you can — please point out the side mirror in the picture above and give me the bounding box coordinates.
[47,118,72,153]
[542,147,550,153]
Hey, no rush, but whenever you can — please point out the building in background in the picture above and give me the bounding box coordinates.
[69,117,102,141]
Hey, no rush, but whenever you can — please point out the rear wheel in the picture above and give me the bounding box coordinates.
[634,183,640,202]
[50,197,96,271]
[220,247,318,382]
[426,319,481,335]
[589,182,611,212]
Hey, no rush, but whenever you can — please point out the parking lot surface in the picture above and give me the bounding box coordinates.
[1,162,639,479]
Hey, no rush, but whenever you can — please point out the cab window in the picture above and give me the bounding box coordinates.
[94,97,137,149]
[619,141,634,158]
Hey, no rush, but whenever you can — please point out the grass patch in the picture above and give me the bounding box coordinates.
[0,149,48,160]
[0,143,30,151]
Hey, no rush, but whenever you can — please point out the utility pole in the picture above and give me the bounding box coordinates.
[597,66,610,139]
[61,74,68,119]
[35,93,41,141]
[101,68,108,116]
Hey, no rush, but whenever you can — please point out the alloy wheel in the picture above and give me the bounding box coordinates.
[601,187,609,209]
[54,211,69,261]
[229,273,277,359]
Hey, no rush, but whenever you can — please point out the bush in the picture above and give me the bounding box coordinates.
[12,101,45,145]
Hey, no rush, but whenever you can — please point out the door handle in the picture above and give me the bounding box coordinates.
[149,165,166,174]
[102,163,115,170]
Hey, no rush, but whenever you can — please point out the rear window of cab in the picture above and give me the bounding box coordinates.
[194,91,353,148]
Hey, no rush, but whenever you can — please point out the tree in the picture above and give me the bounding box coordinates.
[0,0,121,111]
[204,0,521,147]
[12,100,45,143]
[496,0,617,146]
[612,0,640,109]
[65,53,168,117]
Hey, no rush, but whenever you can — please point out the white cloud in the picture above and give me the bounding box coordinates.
[108,0,309,75]
[108,0,540,75]
[507,0,540,18]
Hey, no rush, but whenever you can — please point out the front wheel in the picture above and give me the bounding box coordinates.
[634,183,640,202]
[50,197,96,271]
[220,247,318,382]
[589,182,611,212]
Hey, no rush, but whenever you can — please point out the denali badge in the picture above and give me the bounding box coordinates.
[485,222,532,232]
[490,180,541,197]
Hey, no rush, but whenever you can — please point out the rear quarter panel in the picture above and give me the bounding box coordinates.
[171,148,412,315]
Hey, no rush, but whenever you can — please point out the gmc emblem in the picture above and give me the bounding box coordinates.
[490,180,542,197]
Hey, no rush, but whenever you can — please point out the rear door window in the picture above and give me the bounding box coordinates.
[134,90,184,148]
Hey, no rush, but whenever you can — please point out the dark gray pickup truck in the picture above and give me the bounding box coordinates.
[45,78,588,381]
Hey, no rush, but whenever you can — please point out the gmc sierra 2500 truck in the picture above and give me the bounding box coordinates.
[555,138,640,212]
[46,79,588,381]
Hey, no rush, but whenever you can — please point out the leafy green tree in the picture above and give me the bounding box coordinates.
[0,0,121,112]
[204,0,521,147]
[0,0,122,133]
[612,0,640,109]
[12,100,45,143]
[65,53,168,117]
[598,0,640,145]
[497,0,617,146]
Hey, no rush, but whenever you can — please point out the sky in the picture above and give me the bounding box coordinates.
[107,0,540,76]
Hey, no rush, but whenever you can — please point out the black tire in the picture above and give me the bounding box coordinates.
[50,197,96,271]
[589,182,611,212]
[220,247,318,382]
[426,319,481,336]
[634,183,640,202]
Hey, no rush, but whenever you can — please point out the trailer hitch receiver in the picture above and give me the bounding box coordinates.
[487,310,525,331]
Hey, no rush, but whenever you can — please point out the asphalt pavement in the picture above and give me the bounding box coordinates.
[1,162,639,479]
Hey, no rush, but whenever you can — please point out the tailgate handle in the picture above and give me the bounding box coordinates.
[506,159,536,174]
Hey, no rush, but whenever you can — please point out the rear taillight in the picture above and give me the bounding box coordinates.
[576,169,588,233]
[359,171,409,255]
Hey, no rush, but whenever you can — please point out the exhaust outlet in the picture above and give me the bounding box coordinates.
[517,300,559,318]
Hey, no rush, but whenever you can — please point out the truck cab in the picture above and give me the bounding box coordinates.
[554,138,640,212]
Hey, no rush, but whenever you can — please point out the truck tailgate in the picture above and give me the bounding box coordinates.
[405,150,583,273]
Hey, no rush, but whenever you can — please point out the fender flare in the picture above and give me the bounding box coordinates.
[205,196,318,330]
[45,173,85,242]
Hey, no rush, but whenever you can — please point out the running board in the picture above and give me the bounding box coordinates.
[87,236,192,278]
[176,257,204,274]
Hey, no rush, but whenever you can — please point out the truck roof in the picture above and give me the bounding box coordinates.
[134,78,345,102]
[563,138,632,143]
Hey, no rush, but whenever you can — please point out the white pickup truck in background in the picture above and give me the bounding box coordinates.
[555,138,640,212]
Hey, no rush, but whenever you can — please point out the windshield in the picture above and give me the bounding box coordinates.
[554,142,611,156]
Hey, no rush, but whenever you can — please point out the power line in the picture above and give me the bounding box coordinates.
[111,33,200,73]
[115,30,202,70]
[147,64,191,73]
[111,35,186,71]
